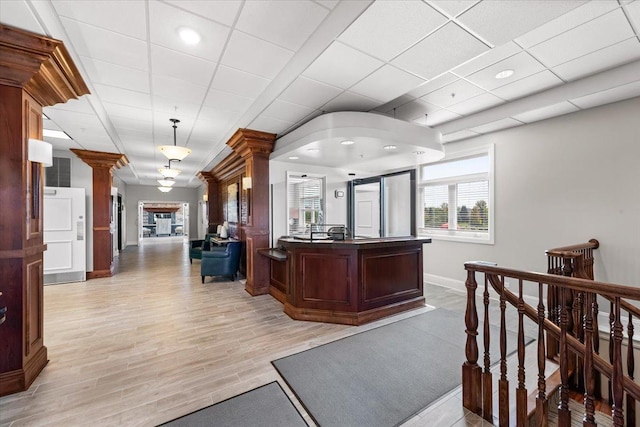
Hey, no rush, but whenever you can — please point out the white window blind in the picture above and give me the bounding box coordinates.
[287,174,325,235]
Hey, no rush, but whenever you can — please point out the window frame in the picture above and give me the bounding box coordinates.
[285,172,326,236]
[417,145,494,244]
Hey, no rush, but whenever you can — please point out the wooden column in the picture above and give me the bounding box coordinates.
[70,149,128,279]
[227,129,276,296]
[197,171,220,232]
[0,24,89,396]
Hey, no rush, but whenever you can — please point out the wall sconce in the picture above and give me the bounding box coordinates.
[28,138,53,167]
[203,194,208,202]
[242,176,252,189]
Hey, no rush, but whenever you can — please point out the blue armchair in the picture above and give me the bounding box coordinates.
[201,241,242,283]
[189,234,214,264]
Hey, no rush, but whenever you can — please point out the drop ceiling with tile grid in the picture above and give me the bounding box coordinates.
[1,0,639,187]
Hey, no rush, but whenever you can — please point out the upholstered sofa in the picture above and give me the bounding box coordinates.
[201,241,241,283]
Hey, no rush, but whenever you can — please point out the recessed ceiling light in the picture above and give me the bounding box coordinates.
[43,129,71,140]
[288,156,299,160]
[178,27,201,45]
[495,69,514,79]
[307,148,320,153]
[341,140,355,145]
[383,145,397,150]
[415,151,425,155]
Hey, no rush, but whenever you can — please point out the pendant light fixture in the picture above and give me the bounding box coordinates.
[157,178,175,187]
[157,186,172,193]
[158,118,191,161]
[159,160,181,178]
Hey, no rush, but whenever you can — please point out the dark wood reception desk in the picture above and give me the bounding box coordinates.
[260,237,431,325]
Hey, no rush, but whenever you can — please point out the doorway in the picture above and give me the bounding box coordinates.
[138,201,189,244]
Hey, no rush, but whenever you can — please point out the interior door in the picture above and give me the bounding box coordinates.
[183,202,189,239]
[354,183,380,238]
[198,200,208,239]
[43,187,86,284]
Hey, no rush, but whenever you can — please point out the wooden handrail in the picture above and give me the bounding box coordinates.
[545,238,599,257]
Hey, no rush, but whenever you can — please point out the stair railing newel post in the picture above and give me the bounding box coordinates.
[498,275,509,427]
[582,291,596,427]
[536,281,549,427]
[611,298,624,426]
[547,256,559,359]
[482,275,493,421]
[558,287,572,426]
[462,268,482,415]
[516,278,528,426]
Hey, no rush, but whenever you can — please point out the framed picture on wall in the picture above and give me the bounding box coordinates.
[227,183,238,223]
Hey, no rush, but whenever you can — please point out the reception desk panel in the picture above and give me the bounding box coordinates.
[269,237,431,325]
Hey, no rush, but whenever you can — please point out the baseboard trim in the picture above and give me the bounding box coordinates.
[423,273,466,293]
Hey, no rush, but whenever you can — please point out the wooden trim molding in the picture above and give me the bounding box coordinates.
[0,23,89,106]
[211,152,244,181]
[69,149,129,170]
[227,128,277,160]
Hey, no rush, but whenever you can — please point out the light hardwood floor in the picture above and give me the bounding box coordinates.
[0,241,491,427]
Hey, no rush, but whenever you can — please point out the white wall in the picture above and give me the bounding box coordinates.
[124,185,200,246]
[270,161,355,245]
[423,97,640,291]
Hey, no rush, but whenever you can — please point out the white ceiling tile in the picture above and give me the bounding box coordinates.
[528,9,635,68]
[321,91,380,112]
[82,56,150,93]
[441,129,480,143]
[426,109,462,126]
[236,0,328,51]
[61,17,148,71]
[552,38,640,82]
[46,97,94,114]
[221,31,294,79]
[149,1,230,62]
[420,79,485,108]
[153,96,201,119]
[394,99,441,121]
[315,0,339,10]
[93,84,151,110]
[103,102,152,121]
[570,80,640,109]
[151,45,216,87]
[392,23,489,80]
[427,1,478,18]
[204,89,254,112]
[190,117,233,141]
[512,101,580,124]
[52,0,147,39]
[407,73,459,98]
[197,107,242,129]
[338,1,447,61]
[374,95,417,114]
[164,0,242,27]
[211,65,271,99]
[465,52,546,91]
[515,1,620,49]
[111,116,152,134]
[0,0,45,35]
[278,76,343,109]
[469,117,522,134]
[303,42,384,89]
[447,92,504,115]
[628,0,640,28]
[451,42,522,77]
[151,75,206,105]
[350,65,425,103]
[249,116,294,135]
[458,0,586,46]
[261,99,316,123]
[491,70,563,101]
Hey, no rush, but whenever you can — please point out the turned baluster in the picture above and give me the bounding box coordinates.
[593,296,601,399]
[536,282,548,427]
[482,275,493,422]
[574,290,584,391]
[463,269,481,415]
[611,298,624,426]
[516,279,527,426]
[547,257,559,358]
[583,292,596,427]
[499,275,509,427]
[609,301,615,405]
[626,312,635,427]
[558,287,571,426]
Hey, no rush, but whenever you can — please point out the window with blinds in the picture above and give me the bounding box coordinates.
[286,173,325,235]
[419,147,493,243]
